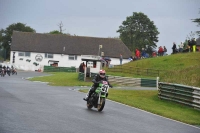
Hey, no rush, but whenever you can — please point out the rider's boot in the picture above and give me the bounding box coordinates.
[83,91,92,101]
[106,92,109,97]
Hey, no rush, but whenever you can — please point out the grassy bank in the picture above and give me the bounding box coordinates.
[105,52,200,87]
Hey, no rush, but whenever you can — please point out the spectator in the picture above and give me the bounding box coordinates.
[152,51,157,57]
[179,42,184,52]
[158,46,164,56]
[82,62,86,72]
[119,54,123,65]
[141,48,147,58]
[128,56,133,61]
[191,38,197,52]
[172,42,177,54]
[135,49,140,59]
[163,46,167,55]
[188,40,192,52]
[79,63,84,73]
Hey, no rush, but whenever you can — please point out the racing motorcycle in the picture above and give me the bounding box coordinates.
[85,80,110,112]
[6,67,11,76]
[12,68,17,75]
[0,68,5,77]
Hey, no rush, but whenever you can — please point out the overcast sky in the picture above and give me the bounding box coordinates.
[0,0,199,54]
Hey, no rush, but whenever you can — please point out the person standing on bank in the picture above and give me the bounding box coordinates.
[119,54,123,65]
[79,63,84,73]
[172,42,177,54]
[163,46,167,55]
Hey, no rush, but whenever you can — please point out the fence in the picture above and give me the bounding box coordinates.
[158,82,200,110]
[89,72,158,87]
[43,66,76,72]
[108,66,160,77]
[78,72,84,81]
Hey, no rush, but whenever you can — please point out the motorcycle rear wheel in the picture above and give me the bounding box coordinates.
[97,98,105,112]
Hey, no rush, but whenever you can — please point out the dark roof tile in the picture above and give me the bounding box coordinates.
[11,31,132,58]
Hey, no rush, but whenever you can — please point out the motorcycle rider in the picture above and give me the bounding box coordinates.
[3,65,6,74]
[0,64,2,73]
[83,69,113,101]
[6,66,11,76]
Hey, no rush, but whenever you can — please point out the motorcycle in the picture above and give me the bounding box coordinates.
[12,68,17,75]
[7,68,11,76]
[0,68,5,77]
[85,80,110,112]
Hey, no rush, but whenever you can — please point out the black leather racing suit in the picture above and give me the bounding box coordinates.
[85,74,112,100]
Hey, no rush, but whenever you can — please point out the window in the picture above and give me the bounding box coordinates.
[68,55,77,60]
[18,52,25,56]
[45,53,53,58]
[25,52,30,57]
[18,52,31,57]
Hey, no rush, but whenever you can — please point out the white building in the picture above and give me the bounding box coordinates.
[10,31,132,71]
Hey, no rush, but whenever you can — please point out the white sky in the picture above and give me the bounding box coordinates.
[0,0,199,54]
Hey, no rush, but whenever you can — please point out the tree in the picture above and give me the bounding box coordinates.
[0,29,4,49]
[0,22,35,60]
[117,12,160,54]
[49,30,62,34]
[192,9,200,36]
[186,31,196,40]
[192,18,200,36]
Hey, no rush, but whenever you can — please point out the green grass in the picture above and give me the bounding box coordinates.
[29,52,200,126]
[29,72,91,86]
[80,89,200,125]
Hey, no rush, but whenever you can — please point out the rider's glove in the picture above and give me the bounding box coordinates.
[109,85,113,88]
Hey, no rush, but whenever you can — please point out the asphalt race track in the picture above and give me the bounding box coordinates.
[0,71,199,133]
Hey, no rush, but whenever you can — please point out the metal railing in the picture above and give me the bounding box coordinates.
[43,66,76,72]
[158,82,200,110]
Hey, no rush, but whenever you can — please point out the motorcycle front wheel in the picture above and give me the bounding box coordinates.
[87,101,93,109]
[97,97,105,112]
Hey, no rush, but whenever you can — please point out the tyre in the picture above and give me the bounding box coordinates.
[87,101,93,109]
[97,98,105,112]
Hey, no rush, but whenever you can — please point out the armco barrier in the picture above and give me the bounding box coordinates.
[86,73,158,87]
[78,72,84,81]
[108,75,157,87]
[43,66,76,72]
[158,82,200,110]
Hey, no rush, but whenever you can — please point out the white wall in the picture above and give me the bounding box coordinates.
[10,51,131,71]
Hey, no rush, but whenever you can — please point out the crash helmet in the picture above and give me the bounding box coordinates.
[99,69,106,78]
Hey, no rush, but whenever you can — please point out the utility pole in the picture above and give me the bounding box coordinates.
[57,21,65,34]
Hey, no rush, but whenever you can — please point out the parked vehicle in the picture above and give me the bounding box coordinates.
[85,80,109,112]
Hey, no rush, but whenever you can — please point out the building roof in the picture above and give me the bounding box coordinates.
[11,31,132,58]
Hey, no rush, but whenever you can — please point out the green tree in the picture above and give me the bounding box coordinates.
[48,30,73,36]
[49,30,62,34]
[192,9,200,36]
[0,23,35,60]
[117,12,160,54]
[0,29,4,49]
[192,18,200,36]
